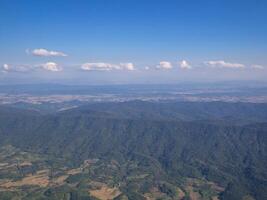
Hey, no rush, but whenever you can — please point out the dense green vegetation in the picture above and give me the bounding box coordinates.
[0,101,266,199]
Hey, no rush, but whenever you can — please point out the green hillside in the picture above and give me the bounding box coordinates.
[0,102,266,200]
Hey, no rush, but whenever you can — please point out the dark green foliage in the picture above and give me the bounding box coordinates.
[158,183,178,198]
[67,174,90,184]
[0,101,266,199]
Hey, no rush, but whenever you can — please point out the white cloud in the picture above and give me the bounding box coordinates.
[251,64,264,69]
[2,63,30,72]
[81,62,135,71]
[120,63,135,70]
[3,64,9,71]
[144,66,150,70]
[81,63,119,71]
[41,62,62,72]
[30,48,67,57]
[179,60,192,69]
[205,60,245,68]
[2,62,63,73]
[156,61,172,70]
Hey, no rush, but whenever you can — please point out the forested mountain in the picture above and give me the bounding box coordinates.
[70,101,267,123]
[0,101,266,200]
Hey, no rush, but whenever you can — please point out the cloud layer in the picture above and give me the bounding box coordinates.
[2,58,265,75]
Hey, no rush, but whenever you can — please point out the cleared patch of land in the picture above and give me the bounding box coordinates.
[89,184,121,200]
[144,186,185,200]
[0,170,49,188]
[186,185,201,200]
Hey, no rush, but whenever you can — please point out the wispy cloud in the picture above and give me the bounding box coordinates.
[2,62,63,73]
[156,61,172,70]
[120,63,135,70]
[205,60,245,68]
[41,62,62,72]
[144,66,150,70]
[179,60,192,69]
[1,63,31,73]
[29,48,67,57]
[81,62,135,71]
[3,64,9,71]
[251,64,265,69]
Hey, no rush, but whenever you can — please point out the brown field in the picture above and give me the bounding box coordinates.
[89,185,121,200]
[177,187,185,199]
[0,163,9,170]
[242,195,256,200]
[19,161,32,167]
[184,178,224,200]
[208,182,224,192]
[52,175,69,185]
[0,163,8,167]
[67,167,82,175]
[0,170,49,188]
[186,185,201,200]
[144,187,163,200]
[144,186,185,200]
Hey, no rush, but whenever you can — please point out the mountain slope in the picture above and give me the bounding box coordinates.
[0,102,266,199]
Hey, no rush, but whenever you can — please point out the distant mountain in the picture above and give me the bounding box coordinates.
[66,101,267,123]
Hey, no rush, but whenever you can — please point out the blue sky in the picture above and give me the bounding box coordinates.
[0,0,266,84]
